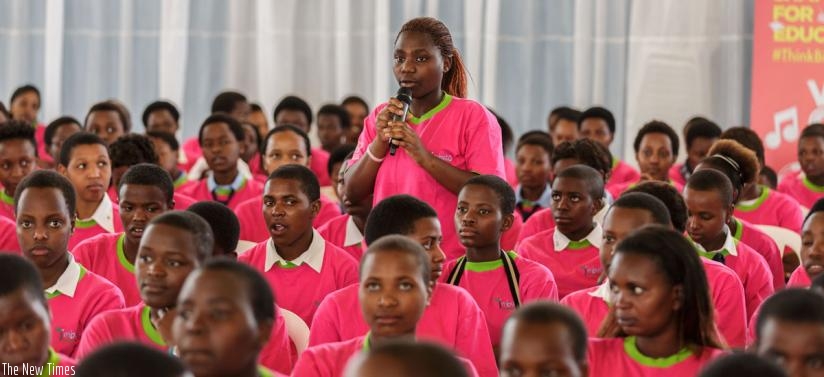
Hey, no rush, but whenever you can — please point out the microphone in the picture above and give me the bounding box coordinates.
[389,87,413,156]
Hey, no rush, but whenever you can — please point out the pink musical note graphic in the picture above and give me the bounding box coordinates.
[766,107,799,149]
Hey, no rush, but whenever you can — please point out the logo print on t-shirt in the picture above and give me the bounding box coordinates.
[580,265,602,278]
[57,327,78,342]
[432,151,454,162]
[495,297,516,310]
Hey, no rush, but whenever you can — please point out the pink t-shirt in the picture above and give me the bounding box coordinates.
[587,337,724,377]
[0,190,14,221]
[735,187,803,233]
[697,240,774,320]
[669,163,687,187]
[501,211,523,251]
[0,215,21,254]
[787,266,812,287]
[180,137,202,173]
[440,251,558,346]
[504,157,518,187]
[310,147,332,187]
[75,303,167,358]
[517,207,554,244]
[68,206,123,251]
[608,159,641,188]
[778,172,824,209]
[562,258,747,348]
[308,283,497,377]
[733,218,785,289]
[72,233,140,306]
[317,214,364,261]
[179,176,264,211]
[238,236,358,325]
[48,264,126,357]
[34,124,50,164]
[293,336,479,377]
[236,195,342,244]
[349,95,505,260]
[258,306,294,375]
[517,228,603,298]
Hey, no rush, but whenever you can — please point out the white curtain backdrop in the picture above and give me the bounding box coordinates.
[0,0,753,162]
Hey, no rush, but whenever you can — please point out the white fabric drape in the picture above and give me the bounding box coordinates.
[0,0,753,162]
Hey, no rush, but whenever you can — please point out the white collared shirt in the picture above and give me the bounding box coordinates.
[343,215,364,248]
[588,279,612,304]
[45,255,82,298]
[78,195,116,233]
[553,223,603,251]
[265,229,326,273]
[694,225,739,257]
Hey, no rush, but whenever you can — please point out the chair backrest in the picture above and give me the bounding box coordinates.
[754,224,802,260]
[235,240,257,254]
[280,307,310,355]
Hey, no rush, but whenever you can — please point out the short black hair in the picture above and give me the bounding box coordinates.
[341,95,369,113]
[760,165,778,189]
[317,104,352,130]
[148,211,214,262]
[328,144,357,177]
[610,192,671,227]
[578,106,615,134]
[488,107,513,152]
[551,139,612,178]
[804,197,824,227]
[633,120,680,157]
[358,341,469,377]
[801,123,824,142]
[211,91,247,114]
[273,95,313,128]
[0,254,46,307]
[686,119,722,150]
[698,352,788,377]
[59,131,107,167]
[187,202,240,255]
[145,131,180,151]
[250,103,264,113]
[75,342,188,377]
[548,106,581,129]
[720,127,765,166]
[44,116,82,149]
[703,139,760,192]
[361,235,432,284]
[756,288,824,341]
[108,134,158,168]
[554,164,605,200]
[262,124,312,157]
[516,132,553,156]
[365,195,438,245]
[504,302,588,362]
[267,164,320,202]
[241,122,262,152]
[14,170,76,218]
[0,120,37,157]
[198,113,245,146]
[686,169,734,207]
[462,175,516,215]
[624,181,688,233]
[85,101,131,132]
[10,84,40,106]
[200,258,275,323]
[141,101,180,128]
[118,163,174,205]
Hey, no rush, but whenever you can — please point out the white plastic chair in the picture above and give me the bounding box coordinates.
[280,308,310,355]
[754,224,802,261]
[235,240,258,255]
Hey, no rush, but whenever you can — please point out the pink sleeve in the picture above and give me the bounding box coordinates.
[337,255,359,287]
[524,264,559,302]
[460,357,481,377]
[290,348,325,377]
[463,106,505,177]
[71,240,94,268]
[710,271,747,348]
[260,309,294,375]
[88,283,126,318]
[517,209,551,244]
[501,211,523,251]
[743,254,776,320]
[778,196,804,233]
[314,199,342,229]
[74,314,113,358]
[349,105,385,167]
[308,295,343,346]
[452,289,498,377]
[759,237,785,290]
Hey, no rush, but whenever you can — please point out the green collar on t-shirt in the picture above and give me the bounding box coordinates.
[141,305,167,347]
[464,250,519,272]
[0,189,13,206]
[36,348,61,377]
[803,176,824,193]
[116,233,135,273]
[735,186,770,212]
[408,93,453,125]
[623,336,692,368]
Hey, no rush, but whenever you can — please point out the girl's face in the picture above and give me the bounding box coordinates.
[0,288,51,369]
[393,31,449,99]
[359,250,431,339]
[10,91,39,124]
[799,136,824,178]
[86,110,125,146]
[609,252,681,338]
[60,143,111,206]
[16,187,73,270]
[136,223,201,308]
[636,132,675,181]
[684,187,732,249]
[801,212,824,279]
[455,184,511,250]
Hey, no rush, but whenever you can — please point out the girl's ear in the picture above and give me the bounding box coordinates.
[256,319,274,349]
[501,214,514,233]
[442,55,452,73]
[672,284,684,312]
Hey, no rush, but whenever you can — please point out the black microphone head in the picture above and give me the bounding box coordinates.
[396,87,413,104]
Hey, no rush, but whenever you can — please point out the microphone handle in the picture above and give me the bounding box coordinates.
[389,101,411,156]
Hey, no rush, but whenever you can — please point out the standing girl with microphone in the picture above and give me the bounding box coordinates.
[345,17,505,260]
